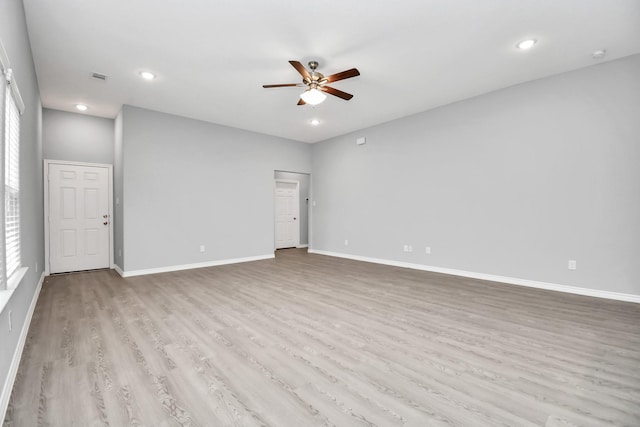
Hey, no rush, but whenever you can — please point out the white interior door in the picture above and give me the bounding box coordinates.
[48,163,111,273]
[275,180,300,249]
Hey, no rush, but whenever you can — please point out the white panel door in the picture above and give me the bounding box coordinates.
[49,163,110,273]
[275,180,300,249]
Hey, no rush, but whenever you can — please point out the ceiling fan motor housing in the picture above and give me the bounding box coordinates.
[304,61,326,86]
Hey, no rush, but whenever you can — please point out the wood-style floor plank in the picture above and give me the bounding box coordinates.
[4,249,640,426]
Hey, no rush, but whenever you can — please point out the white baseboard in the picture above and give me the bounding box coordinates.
[296,244,309,249]
[113,264,125,277]
[116,254,276,278]
[308,249,640,304]
[0,272,45,423]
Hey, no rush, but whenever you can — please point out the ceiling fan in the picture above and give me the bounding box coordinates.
[263,60,360,106]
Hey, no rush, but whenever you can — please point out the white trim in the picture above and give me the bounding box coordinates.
[114,265,125,277]
[0,267,29,319]
[0,292,11,314]
[296,244,309,249]
[116,254,275,278]
[7,267,27,291]
[43,160,114,275]
[4,68,25,115]
[0,272,44,422]
[274,179,300,250]
[307,249,640,304]
[0,40,9,72]
[0,41,25,114]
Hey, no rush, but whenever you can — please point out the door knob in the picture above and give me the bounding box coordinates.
[103,214,108,218]
[103,222,108,225]
[293,217,297,220]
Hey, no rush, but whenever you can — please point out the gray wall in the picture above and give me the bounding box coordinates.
[0,0,44,408]
[121,105,312,272]
[311,54,640,295]
[275,171,310,246]
[42,108,114,164]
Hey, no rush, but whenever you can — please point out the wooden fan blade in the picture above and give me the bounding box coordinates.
[325,68,360,83]
[289,60,311,79]
[262,83,301,88]
[297,98,306,106]
[320,85,354,100]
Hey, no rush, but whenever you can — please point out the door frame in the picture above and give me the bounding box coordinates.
[43,159,114,275]
[274,178,300,250]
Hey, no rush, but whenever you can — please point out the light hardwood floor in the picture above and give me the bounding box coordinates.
[4,249,640,426]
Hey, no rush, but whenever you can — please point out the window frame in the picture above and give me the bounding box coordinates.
[0,42,26,292]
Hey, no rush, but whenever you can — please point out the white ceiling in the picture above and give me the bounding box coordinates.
[22,0,640,143]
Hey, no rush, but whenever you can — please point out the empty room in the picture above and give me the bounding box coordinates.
[1,0,640,426]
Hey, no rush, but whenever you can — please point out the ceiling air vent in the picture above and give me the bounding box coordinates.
[91,72,108,81]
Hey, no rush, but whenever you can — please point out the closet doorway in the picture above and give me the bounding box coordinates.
[274,171,309,250]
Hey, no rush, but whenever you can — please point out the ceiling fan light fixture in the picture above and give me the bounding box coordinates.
[263,60,358,105]
[300,88,326,106]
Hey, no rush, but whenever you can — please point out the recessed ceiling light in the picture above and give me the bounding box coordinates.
[140,71,156,80]
[310,119,320,126]
[516,39,537,50]
[592,49,606,59]
[75,104,88,111]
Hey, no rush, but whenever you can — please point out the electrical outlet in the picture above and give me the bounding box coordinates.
[425,246,431,254]
[403,245,408,252]
[118,248,122,257]
[200,245,206,253]
[8,311,12,332]
[408,245,413,252]
[344,240,349,246]
[568,260,577,270]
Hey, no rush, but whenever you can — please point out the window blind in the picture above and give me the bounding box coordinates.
[5,85,20,280]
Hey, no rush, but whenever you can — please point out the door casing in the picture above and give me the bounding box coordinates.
[44,159,114,275]
[274,179,300,249]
